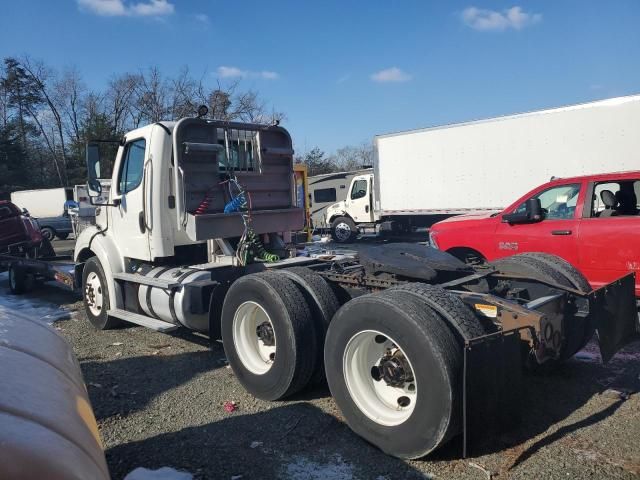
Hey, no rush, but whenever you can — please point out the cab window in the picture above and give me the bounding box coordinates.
[515,183,580,220]
[351,179,368,200]
[118,139,146,194]
[591,179,640,217]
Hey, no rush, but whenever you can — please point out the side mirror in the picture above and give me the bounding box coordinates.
[88,179,102,197]
[503,198,544,225]
[22,208,30,216]
[86,143,102,198]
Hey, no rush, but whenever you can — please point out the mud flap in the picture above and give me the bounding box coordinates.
[589,273,639,363]
[463,328,524,457]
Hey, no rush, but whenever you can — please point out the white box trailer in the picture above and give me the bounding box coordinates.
[375,94,640,214]
[10,187,73,218]
[325,94,640,242]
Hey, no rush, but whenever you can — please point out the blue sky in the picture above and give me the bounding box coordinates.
[1,1,639,154]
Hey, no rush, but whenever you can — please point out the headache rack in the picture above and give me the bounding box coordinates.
[172,118,304,241]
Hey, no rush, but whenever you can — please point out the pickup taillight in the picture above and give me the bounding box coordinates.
[22,216,43,242]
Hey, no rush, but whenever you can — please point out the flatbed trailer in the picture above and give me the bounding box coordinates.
[1,254,77,294]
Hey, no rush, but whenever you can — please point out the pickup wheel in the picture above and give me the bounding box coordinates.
[331,216,357,243]
[82,257,120,330]
[221,272,317,400]
[325,290,461,459]
[490,254,589,362]
[40,227,55,241]
[278,267,341,384]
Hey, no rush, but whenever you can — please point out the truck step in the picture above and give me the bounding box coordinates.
[109,309,178,332]
[112,272,180,289]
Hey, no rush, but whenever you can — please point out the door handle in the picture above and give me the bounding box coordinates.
[138,211,146,233]
[551,230,572,235]
[365,205,369,213]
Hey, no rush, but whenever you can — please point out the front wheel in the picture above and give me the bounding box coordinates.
[325,290,461,459]
[40,227,55,241]
[56,232,69,240]
[330,216,357,243]
[82,257,120,330]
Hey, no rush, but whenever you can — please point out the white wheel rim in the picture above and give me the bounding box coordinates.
[343,330,417,426]
[85,271,104,317]
[335,222,351,241]
[233,301,276,375]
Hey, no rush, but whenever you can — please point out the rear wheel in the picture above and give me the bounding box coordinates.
[389,283,495,340]
[331,216,357,243]
[325,290,461,459]
[518,252,595,352]
[8,264,28,294]
[277,267,341,384]
[221,272,318,400]
[82,257,120,330]
[490,253,588,361]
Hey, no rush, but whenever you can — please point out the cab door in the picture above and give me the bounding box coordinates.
[493,182,583,264]
[578,178,640,295]
[348,175,374,223]
[109,136,151,260]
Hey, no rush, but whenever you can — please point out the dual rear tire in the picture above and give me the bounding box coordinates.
[325,286,489,459]
[221,268,339,401]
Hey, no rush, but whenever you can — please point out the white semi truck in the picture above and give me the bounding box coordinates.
[7,112,635,459]
[325,94,640,242]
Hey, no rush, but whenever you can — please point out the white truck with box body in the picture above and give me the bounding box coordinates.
[325,94,640,242]
[6,112,635,460]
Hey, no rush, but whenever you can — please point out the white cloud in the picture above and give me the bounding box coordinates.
[194,13,209,23]
[370,67,412,83]
[461,6,541,31]
[77,0,174,17]
[216,66,279,80]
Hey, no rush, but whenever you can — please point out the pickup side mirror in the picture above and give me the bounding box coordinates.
[86,143,102,198]
[503,198,544,225]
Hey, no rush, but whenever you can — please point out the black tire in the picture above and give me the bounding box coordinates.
[56,232,69,240]
[518,252,591,293]
[325,291,461,459]
[8,264,27,294]
[331,216,357,243]
[82,256,120,330]
[490,254,587,361]
[40,227,55,241]
[278,267,341,384]
[221,272,317,401]
[389,283,495,340]
[518,252,596,353]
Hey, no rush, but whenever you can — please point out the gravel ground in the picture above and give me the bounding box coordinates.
[9,238,640,479]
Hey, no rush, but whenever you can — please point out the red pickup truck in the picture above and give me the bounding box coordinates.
[429,171,640,297]
[0,200,46,256]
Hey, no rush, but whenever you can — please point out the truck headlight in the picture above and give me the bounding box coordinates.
[429,231,439,249]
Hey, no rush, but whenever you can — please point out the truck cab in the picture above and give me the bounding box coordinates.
[429,171,640,296]
[324,173,377,242]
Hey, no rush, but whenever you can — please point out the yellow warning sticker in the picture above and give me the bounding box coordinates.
[474,304,498,318]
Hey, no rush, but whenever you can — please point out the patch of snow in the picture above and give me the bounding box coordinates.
[124,467,193,480]
[0,272,70,324]
[284,454,354,480]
